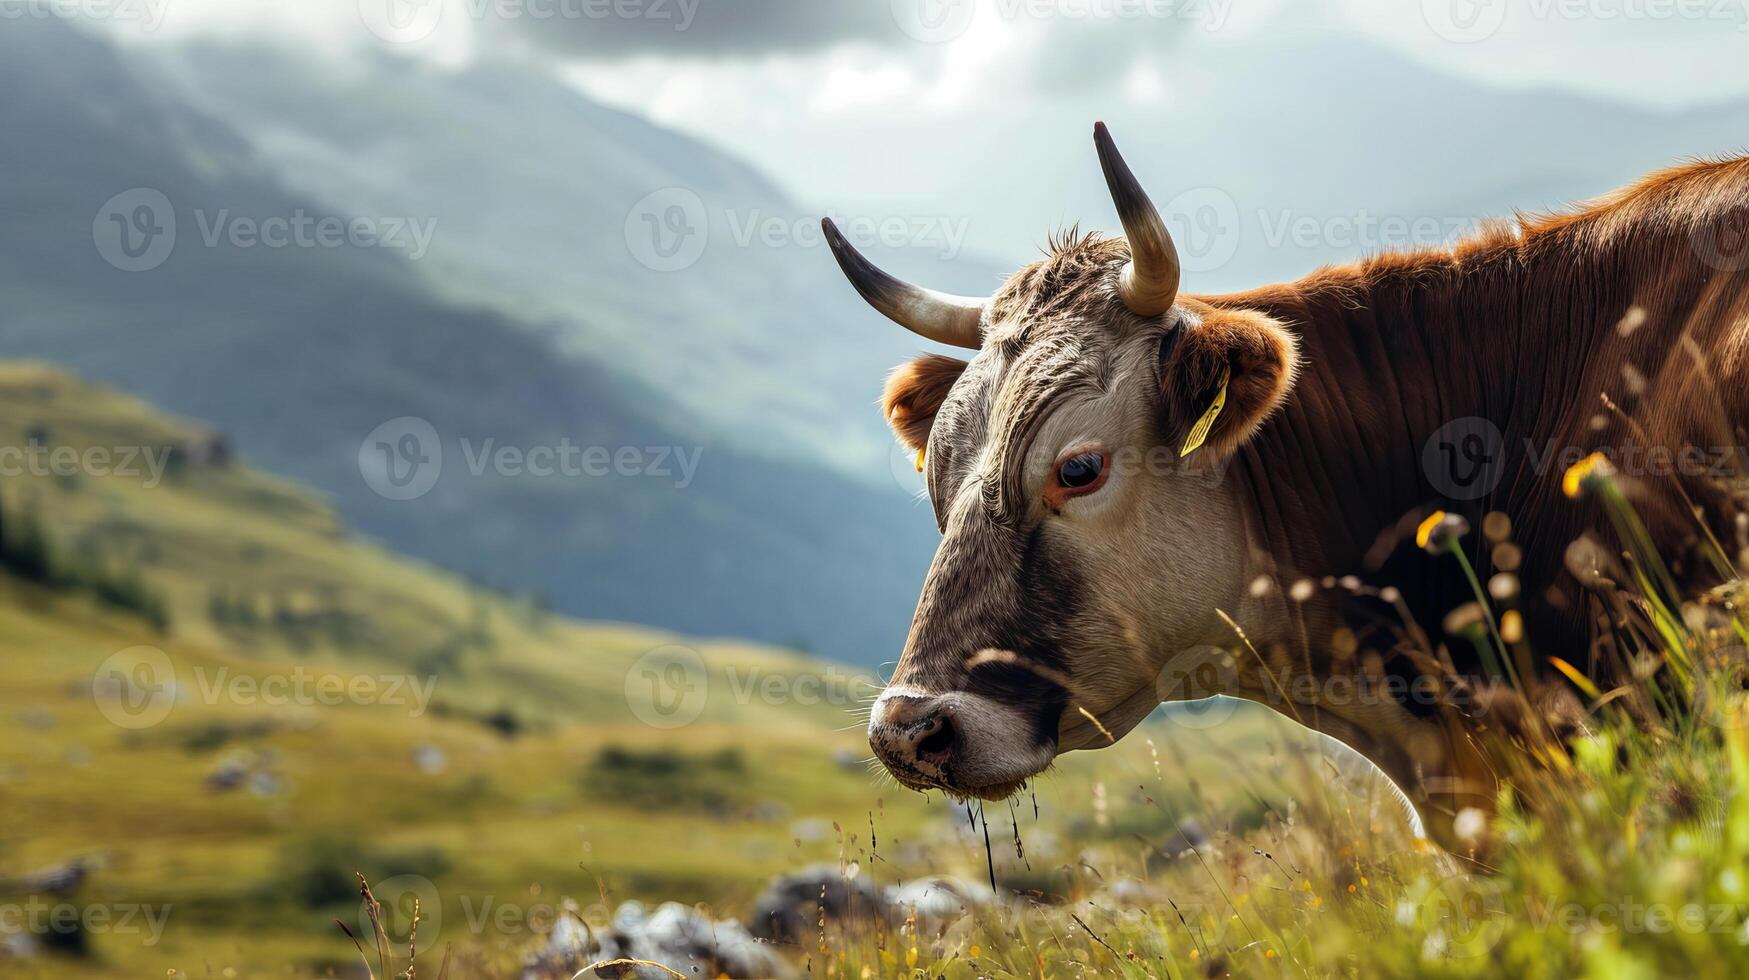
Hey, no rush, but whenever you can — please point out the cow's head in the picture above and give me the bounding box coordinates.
[831,124,1300,800]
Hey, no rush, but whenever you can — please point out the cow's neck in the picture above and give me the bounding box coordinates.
[1215,159,1749,648]
[1215,255,1575,596]
[1195,156,1749,845]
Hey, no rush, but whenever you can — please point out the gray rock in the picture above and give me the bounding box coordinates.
[412,744,449,775]
[0,928,39,959]
[888,876,997,935]
[749,866,997,943]
[1151,818,1210,864]
[522,899,791,980]
[203,758,250,792]
[0,858,92,896]
[747,864,888,944]
[1099,878,1167,908]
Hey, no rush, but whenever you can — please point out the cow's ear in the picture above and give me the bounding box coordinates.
[1158,308,1298,459]
[883,354,969,453]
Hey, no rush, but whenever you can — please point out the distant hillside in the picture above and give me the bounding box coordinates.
[0,361,866,727]
[0,18,937,665]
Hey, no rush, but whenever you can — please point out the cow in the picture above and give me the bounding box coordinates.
[827,122,1749,853]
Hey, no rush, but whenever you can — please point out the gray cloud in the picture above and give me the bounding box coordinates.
[1018,20,1193,93]
[499,0,905,58]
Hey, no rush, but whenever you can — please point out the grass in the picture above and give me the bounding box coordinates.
[306,703,1749,980]
[358,700,1749,978]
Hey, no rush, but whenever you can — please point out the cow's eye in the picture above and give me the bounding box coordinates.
[1058,453,1104,489]
[1045,447,1111,509]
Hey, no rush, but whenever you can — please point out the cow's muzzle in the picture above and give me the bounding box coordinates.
[867,689,1056,799]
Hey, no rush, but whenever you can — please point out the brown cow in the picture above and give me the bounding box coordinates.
[829,122,1749,852]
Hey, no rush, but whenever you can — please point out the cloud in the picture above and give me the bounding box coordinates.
[498,0,905,58]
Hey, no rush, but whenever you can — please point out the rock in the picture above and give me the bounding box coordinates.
[17,708,54,730]
[888,876,997,935]
[0,859,93,957]
[0,858,91,896]
[203,758,250,792]
[1099,878,1167,908]
[749,799,787,822]
[522,900,791,980]
[1152,819,1210,862]
[516,900,590,979]
[749,866,997,943]
[411,744,448,775]
[748,864,888,944]
[0,928,38,959]
[788,818,830,843]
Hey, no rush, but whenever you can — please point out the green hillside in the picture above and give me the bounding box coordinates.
[0,361,852,729]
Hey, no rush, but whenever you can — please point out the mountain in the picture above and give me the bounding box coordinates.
[141,40,1009,480]
[0,18,935,665]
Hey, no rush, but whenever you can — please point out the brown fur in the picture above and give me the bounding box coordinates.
[1200,157,1749,841]
[1159,302,1299,459]
[882,354,969,453]
[1211,155,1749,644]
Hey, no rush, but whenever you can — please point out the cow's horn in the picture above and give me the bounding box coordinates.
[822,218,985,350]
[1094,122,1181,317]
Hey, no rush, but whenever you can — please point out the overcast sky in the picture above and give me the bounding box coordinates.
[107,0,1749,105]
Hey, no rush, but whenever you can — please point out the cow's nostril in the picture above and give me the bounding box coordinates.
[916,713,957,760]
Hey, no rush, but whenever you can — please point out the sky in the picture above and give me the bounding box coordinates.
[82,0,1749,284]
[96,0,1749,109]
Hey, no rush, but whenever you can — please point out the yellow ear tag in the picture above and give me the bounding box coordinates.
[915,448,926,473]
[1179,366,1230,457]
